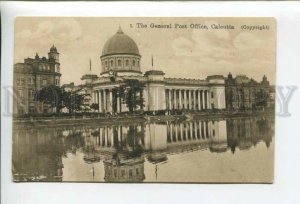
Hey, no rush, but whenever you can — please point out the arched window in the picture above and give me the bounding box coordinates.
[132,60,135,66]
[118,59,121,66]
[137,60,140,67]
[110,60,113,67]
[125,60,129,66]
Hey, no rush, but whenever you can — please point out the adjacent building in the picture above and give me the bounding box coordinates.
[225,73,272,111]
[13,45,61,115]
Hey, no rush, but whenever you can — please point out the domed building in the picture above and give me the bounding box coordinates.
[100,27,142,77]
[79,26,227,114]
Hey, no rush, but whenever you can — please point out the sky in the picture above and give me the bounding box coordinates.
[14,17,276,85]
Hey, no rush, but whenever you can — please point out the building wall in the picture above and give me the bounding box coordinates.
[225,75,271,111]
[89,74,227,113]
[145,83,167,111]
[13,49,61,115]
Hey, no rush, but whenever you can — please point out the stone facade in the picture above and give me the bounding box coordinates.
[225,73,271,111]
[13,45,61,114]
[81,27,227,114]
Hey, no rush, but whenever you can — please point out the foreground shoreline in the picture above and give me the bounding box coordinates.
[13,110,275,127]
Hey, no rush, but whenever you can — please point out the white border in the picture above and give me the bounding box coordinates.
[1,1,300,204]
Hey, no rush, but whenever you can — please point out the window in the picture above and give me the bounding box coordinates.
[18,107,24,114]
[136,168,139,175]
[132,60,135,66]
[213,130,215,137]
[55,65,60,72]
[18,90,23,98]
[129,169,133,177]
[110,60,113,67]
[114,169,117,177]
[28,77,34,85]
[29,90,35,98]
[211,92,214,98]
[118,59,121,66]
[42,79,47,86]
[55,79,58,85]
[125,60,129,66]
[105,61,108,67]
[121,169,125,177]
[137,60,140,67]
[16,78,21,86]
[29,106,35,113]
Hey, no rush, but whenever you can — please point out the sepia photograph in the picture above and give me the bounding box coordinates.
[12,17,276,183]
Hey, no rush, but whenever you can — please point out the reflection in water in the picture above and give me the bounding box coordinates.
[12,116,274,182]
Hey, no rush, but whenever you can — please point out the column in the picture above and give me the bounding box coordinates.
[180,123,183,141]
[207,91,210,109]
[188,90,191,110]
[170,123,173,141]
[199,121,202,139]
[203,121,206,138]
[175,124,178,141]
[168,89,172,110]
[194,122,198,139]
[193,90,196,110]
[111,128,114,147]
[183,90,187,109]
[206,121,209,138]
[99,90,102,112]
[205,91,208,110]
[173,89,177,110]
[99,128,103,146]
[118,126,121,143]
[109,90,113,113]
[103,89,107,113]
[167,123,172,142]
[185,123,188,140]
[197,90,201,110]
[190,122,193,139]
[179,90,182,109]
[202,91,205,110]
[104,128,108,146]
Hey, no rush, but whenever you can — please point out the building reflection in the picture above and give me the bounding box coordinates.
[226,117,274,153]
[12,116,274,182]
[12,127,65,182]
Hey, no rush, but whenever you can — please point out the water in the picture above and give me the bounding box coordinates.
[12,115,274,183]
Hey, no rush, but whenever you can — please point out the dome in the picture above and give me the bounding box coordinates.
[101,27,140,57]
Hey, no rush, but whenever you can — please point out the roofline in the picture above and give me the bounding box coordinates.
[100,53,141,58]
[100,70,143,75]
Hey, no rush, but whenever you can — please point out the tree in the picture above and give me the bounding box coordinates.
[90,103,99,112]
[35,85,88,114]
[35,85,64,113]
[117,79,145,113]
[63,91,87,113]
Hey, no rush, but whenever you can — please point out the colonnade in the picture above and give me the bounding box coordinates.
[85,126,143,148]
[91,89,122,113]
[166,89,210,111]
[167,121,210,143]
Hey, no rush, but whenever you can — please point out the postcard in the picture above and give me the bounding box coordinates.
[12,17,276,183]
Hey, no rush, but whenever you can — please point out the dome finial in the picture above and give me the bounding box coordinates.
[117,25,123,34]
